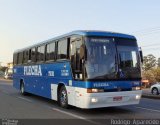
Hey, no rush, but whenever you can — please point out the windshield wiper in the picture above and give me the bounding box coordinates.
[91,74,110,80]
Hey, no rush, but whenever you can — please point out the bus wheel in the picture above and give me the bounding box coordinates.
[20,82,26,95]
[58,86,68,108]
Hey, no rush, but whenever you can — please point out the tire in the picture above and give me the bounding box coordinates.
[20,82,26,95]
[152,88,159,95]
[58,86,69,108]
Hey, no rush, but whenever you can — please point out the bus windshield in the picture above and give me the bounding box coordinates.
[84,37,141,80]
[116,38,141,79]
[85,37,117,80]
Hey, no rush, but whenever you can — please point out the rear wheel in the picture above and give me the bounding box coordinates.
[58,86,68,108]
[152,88,159,95]
[20,82,26,95]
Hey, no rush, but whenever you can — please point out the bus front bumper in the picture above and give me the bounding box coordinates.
[75,90,142,109]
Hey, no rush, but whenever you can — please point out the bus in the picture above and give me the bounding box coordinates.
[13,30,143,109]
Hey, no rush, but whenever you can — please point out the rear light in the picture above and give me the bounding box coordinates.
[132,86,141,90]
[87,88,104,93]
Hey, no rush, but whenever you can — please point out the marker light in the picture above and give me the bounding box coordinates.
[132,87,141,91]
[87,89,104,93]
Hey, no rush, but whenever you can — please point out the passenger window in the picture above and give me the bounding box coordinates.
[31,48,36,62]
[13,53,18,65]
[37,45,45,62]
[17,52,23,64]
[46,42,55,61]
[23,50,28,64]
[57,39,68,60]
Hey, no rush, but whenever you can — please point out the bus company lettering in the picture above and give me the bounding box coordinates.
[24,65,42,76]
[61,70,69,76]
[93,82,109,87]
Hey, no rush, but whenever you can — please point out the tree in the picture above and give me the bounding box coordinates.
[152,67,160,82]
[143,54,156,71]
[0,66,7,72]
[157,58,160,67]
[142,70,156,84]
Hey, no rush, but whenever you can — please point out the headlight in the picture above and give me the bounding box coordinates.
[87,88,104,93]
[132,86,141,90]
[135,95,141,100]
[91,98,98,103]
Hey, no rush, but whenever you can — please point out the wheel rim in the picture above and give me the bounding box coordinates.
[21,85,24,93]
[153,89,157,95]
[60,90,67,105]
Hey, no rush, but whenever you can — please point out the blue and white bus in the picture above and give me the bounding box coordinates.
[13,30,143,109]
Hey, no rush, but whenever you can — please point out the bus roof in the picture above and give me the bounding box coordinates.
[14,30,136,53]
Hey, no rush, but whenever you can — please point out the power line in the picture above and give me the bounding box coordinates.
[142,47,160,50]
[135,31,160,37]
[131,27,160,34]
[131,27,160,38]
[141,43,160,47]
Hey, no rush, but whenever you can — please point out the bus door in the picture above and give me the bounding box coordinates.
[70,37,84,80]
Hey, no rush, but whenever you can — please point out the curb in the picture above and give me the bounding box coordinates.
[142,94,160,100]
[0,78,13,82]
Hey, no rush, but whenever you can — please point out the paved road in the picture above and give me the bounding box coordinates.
[0,79,160,125]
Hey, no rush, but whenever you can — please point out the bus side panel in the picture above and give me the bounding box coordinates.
[13,66,23,90]
[43,62,72,99]
[13,62,72,100]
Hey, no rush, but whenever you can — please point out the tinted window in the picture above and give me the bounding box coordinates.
[57,39,68,59]
[116,38,141,79]
[46,42,55,61]
[70,38,84,80]
[13,53,18,65]
[18,52,23,64]
[31,48,36,62]
[23,50,28,64]
[70,39,83,71]
[37,45,45,62]
[116,38,137,46]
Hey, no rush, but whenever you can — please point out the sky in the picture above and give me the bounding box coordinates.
[0,0,160,65]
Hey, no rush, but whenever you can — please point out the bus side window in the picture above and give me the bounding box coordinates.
[57,39,68,60]
[46,42,55,61]
[37,45,45,62]
[31,48,36,63]
[28,49,31,63]
[23,50,28,64]
[17,52,23,65]
[13,53,18,65]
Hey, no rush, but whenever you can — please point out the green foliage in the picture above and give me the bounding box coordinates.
[142,70,156,83]
[143,68,160,83]
[0,66,7,72]
[157,58,160,67]
[152,67,160,82]
[142,54,160,83]
[0,71,4,77]
[143,54,156,71]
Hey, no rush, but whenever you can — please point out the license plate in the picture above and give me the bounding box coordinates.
[113,96,122,101]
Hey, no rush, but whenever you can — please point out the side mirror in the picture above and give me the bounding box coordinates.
[80,45,85,59]
[139,47,143,63]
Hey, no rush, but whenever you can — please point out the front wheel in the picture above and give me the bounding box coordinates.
[58,86,69,108]
[152,88,159,95]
